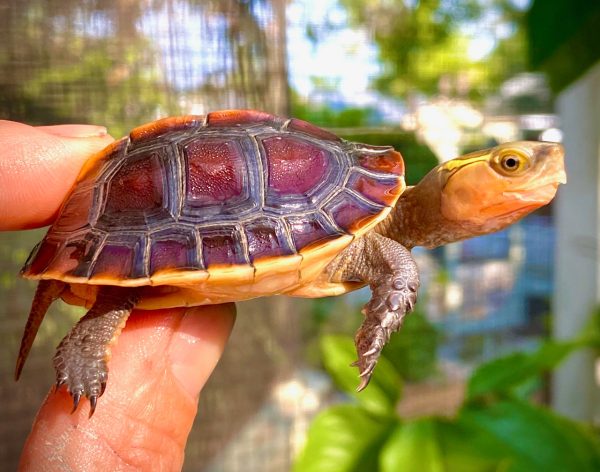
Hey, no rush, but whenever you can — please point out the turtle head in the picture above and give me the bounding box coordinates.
[386,141,566,248]
[439,141,566,235]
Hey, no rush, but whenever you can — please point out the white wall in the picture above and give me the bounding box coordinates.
[553,62,600,422]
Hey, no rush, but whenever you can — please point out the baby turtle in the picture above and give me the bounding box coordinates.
[16,110,566,415]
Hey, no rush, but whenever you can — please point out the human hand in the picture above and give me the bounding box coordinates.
[0,121,236,470]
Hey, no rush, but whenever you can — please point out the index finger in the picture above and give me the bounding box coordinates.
[0,120,114,230]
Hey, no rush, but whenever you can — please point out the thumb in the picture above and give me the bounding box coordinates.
[20,304,236,471]
[0,120,114,230]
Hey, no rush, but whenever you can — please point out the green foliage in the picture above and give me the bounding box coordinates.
[379,418,506,472]
[293,405,397,472]
[295,314,600,472]
[467,310,600,401]
[320,335,402,416]
[466,340,581,401]
[379,419,447,472]
[459,400,600,472]
[528,0,600,92]
[291,96,377,128]
[382,308,439,382]
[338,0,529,100]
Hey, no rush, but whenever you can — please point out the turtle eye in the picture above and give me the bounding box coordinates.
[502,155,519,170]
[495,151,529,175]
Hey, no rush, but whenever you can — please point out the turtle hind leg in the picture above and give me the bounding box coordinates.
[327,232,419,390]
[15,279,66,381]
[53,285,140,417]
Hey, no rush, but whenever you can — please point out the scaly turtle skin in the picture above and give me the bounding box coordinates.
[16,110,566,415]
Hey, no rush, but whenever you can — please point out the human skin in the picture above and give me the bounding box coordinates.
[0,120,236,471]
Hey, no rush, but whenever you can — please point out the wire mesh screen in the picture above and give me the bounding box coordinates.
[0,0,558,470]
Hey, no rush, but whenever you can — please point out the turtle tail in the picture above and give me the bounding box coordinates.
[15,280,66,381]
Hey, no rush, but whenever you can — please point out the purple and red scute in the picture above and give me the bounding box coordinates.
[245,218,294,261]
[263,136,331,195]
[22,110,406,281]
[347,173,403,207]
[92,244,135,279]
[105,154,164,213]
[150,239,192,274]
[201,227,247,267]
[184,139,246,205]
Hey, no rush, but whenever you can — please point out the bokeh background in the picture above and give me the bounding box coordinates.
[1,0,599,470]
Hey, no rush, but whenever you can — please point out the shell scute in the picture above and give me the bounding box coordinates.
[286,118,341,142]
[53,190,94,232]
[92,243,135,279]
[90,234,147,281]
[357,147,404,176]
[48,236,100,277]
[150,235,199,275]
[245,218,294,261]
[76,139,127,187]
[200,226,247,267]
[24,239,60,275]
[206,109,275,128]
[347,173,404,207]
[287,214,340,251]
[262,135,332,195]
[324,191,385,233]
[129,115,203,145]
[105,152,164,213]
[183,138,246,205]
[61,233,105,279]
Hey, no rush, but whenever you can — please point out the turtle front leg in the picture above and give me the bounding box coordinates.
[53,286,140,416]
[327,232,419,390]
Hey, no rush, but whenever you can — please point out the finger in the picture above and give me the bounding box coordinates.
[36,124,109,139]
[20,304,236,471]
[0,120,114,230]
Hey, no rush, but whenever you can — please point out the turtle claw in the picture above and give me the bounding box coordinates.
[71,392,81,413]
[356,375,371,392]
[89,395,98,417]
[363,347,379,357]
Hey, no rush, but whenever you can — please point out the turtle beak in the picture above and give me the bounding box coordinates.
[500,142,566,205]
[542,142,567,184]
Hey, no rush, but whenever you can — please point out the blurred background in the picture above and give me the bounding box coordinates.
[0,0,599,470]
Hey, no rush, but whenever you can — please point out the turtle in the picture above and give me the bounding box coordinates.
[16,110,566,416]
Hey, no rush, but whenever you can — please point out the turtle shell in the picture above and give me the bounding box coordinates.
[21,110,405,306]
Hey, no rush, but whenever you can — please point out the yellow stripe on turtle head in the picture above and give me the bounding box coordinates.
[438,148,490,174]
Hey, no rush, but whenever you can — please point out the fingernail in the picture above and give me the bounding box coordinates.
[37,124,109,138]
[168,304,236,399]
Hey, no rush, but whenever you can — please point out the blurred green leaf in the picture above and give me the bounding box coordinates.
[460,400,600,471]
[310,297,338,325]
[433,419,513,472]
[320,335,402,415]
[466,340,582,400]
[582,307,600,348]
[291,94,377,127]
[381,418,504,472]
[293,405,396,472]
[382,309,439,382]
[380,419,444,472]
